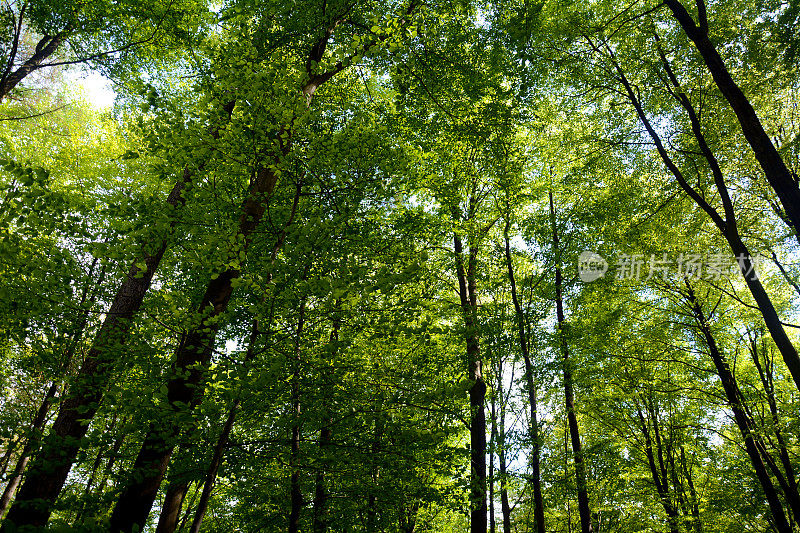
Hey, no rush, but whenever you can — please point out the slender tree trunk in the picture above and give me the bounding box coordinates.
[453,217,487,533]
[186,313,266,533]
[503,223,545,533]
[73,410,120,524]
[0,380,58,517]
[184,399,235,533]
[748,336,800,524]
[312,424,332,533]
[679,446,702,533]
[684,280,791,533]
[489,394,496,533]
[662,0,800,242]
[0,438,20,485]
[289,295,307,533]
[1,101,235,531]
[635,401,679,533]
[366,415,385,533]
[109,161,302,532]
[498,407,511,533]
[0,255,103,519]
[107,26,360,526]
[551,191,593,533]
[313,316,340,533]
[606,38,800,394]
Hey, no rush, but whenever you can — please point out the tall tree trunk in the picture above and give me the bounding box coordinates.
[498,403,511,533]
[635,400,679,533]
[453,214,487,533]
[106,19,372,525]
[748,335,800,524]
[679,446,702,533]
[1,255,105,519]
[289,295,308,533]
[503,223,545,533]
[0,380,58,517]
[0,101,236,531]
[366,414,385,533]
[489,393,496,533]
[662,0,800,242]
[601,38,800,394]
[108,159,303,532]
[313,315,340,533]
[684,280,791,532]
[550,191,593,533]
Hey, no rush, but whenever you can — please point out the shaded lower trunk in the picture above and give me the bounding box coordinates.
[0,380,58,517]
[289,297,307,533]
[155,480,190,533]
[453,223,487,533]
[109,166,298,532]
[312,425,332,533]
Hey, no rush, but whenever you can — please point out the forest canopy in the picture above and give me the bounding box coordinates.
[0,0,799,532]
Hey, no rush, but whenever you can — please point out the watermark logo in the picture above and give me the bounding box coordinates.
[578,251,762,283]
[578,251,608,282]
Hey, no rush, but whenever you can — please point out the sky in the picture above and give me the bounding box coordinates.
[70,68,116,109]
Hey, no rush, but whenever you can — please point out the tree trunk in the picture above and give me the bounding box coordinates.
[1,101,236,531]
[489,393,496,533]
[609,38,800,394]
[187,317,267,533]
[108,154,301,532]
[748,335,800,524]
[289,295,307,533]
[107,25,360,526]
[155,480,190,533]
[684,281,791,532]
[662,0,800,243]
[635,401,680,533]
[313,316,340,533]
[453,218,487,533]
[551,191,593,533]
[0,30,67,102]
[503,223,545,533]
[0,380,58,517]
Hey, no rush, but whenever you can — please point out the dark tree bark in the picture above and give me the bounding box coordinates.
[1,101,235,531]
[289,294,308,533]
[0,5,68,103]
[503,222,545,533]
[453,202,487,533]
[0,381,57,517]
[635,399,680,533]
[489,394,496,533]
[662,0,800,243]
[550,191,593,533]
[313,316,340,533]
[683,280,791,533]
[747,334,800,524]
[679,446,703,533]
[0,256,105,519]
[154,479,190,533]
[108,158,305,531]
[596,35,800,395]
[103,7,406,521]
